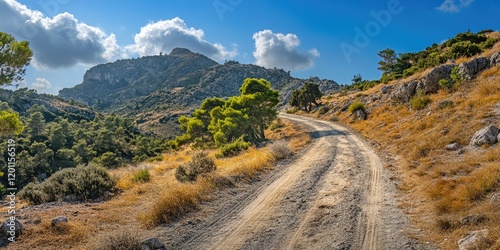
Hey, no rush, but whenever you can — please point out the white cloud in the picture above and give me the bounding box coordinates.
[0,0,120,68]
[252,30,319,71]
[125,17,237,60]
[437,0,475,13]
[31,78,52,92]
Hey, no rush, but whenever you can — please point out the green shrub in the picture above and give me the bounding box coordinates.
[450,65,464,84]
[403,66,420,78]
[269,118,285,131]
[410,93,431,110]
[18,165,115,205]
[216,139,250,158]
[133,169,150,183]
[348,100,365,113]
[317,106,329,115]
[286,107,298,114]
[447,41,482,59]
[438,79,453,89]
[175,152,216,183]
[93,151,123,168]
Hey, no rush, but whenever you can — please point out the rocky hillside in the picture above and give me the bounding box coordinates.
[59,48,340,136]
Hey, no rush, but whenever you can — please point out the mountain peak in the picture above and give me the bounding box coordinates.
[169,48,195,56]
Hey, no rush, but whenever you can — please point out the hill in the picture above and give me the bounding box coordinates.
[59,48,340,136]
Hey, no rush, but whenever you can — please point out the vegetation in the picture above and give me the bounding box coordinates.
[18,165,115,205]
[174,78,279,155]
[175,152,216,183]
[409,92,431,110]
[289,82,323,111]
[348,100,365,113]
[133,169,150,183]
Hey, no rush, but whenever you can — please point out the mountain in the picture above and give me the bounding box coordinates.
[59,48,340,136]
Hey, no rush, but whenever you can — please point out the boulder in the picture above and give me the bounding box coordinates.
[445,142,460,151]
[380,85,392,94]
[458,229,489,250]
[418,64,455,94]
[353,109,367,120]
[470,125,500,147]
[51,216,68,226]
[391,80,418,103]
[491,193,499,203]
[459,57,490,80]
[1,219,23,237]
[140,237,165,250]
[490,51,500,67]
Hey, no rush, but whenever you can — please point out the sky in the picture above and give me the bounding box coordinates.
[1,0,499,95]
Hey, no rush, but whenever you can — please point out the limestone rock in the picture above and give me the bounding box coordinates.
[470,125,500,147]
[140,237,165,250]
[418,64,455,94]
[458,229,489,250]
[459,57,490,80]
[353,109,367,120]
[380,85,392,94]
[51,216,68,226]
[445,142,460,151]
[391,81,418,103]
[1,219,23,237]
[490,51,500,67]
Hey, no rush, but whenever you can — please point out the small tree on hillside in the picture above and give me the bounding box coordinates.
[289,82,323,112]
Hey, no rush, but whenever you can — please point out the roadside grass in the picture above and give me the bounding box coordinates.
[315,47,500,249]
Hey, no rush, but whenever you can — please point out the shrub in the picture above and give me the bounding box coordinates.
[438,100,454,109]
[438,79,453,89]
[175,152,216,183]
[216,139,250,158]
[18,165,115,204]
[91,229,142,250]
[286,107,298,114]
[410,93,431,110]
[450,65,464,84]
[403,66,419,78]
[133,169,150,182]
[269,118,285,131]
[447,41,482,59]
[348,100,365,113]
[93,151,123,168]
[268,140,292,160]
[317,106,329,115]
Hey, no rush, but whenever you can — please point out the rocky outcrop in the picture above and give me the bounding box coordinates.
[390,80,418,103]
[458,229,489,250]
[459,57,490,80]
[353,109,367,120]
[445,142,460,151]
[418,64,455,94]
[1,219,23,237]
[470,125,499,147]
[51,216,68,226]
[490,51,500,67]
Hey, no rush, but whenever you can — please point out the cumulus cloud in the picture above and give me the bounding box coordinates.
[125,17,237,60]
[252,30,319,71]
[31,78,53,92]
[0,0,120,68]
[437,0,475,13]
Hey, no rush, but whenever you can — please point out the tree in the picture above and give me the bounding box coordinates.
[26,111,46,140]
[0,32,33,86]
[0,110,24,135]
[351,74,363,85]
[289,82,323,112]
[377,48,398,73]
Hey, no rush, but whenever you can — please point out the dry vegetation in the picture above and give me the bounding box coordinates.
[2,119,311,249]
[315,47,500,249]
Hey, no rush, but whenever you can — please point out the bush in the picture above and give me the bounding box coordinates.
[269,118,285,131]
[91,229,142,250]
[93,151,123,168]
[133,169,150,182]
[410,93,431,110]
[18,165,115,204]
[317,106,329,115]
[268,140,292,160]
[175,152,216,183]
[286,107,298,114]
[216,139,250,158]
[450,65,464,84]
[348,100,365,113]
[438,79,453,89]
[447,41,482,59]
[403,66,420,78]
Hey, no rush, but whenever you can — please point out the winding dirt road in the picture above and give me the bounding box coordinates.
[159,113,426,249]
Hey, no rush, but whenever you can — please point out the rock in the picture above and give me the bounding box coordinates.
[470,125,500,147]
[458,229,489,250]
[380,85,392,94]
[1,219,23,237]
[460,214,486,226]
[492,193,499,203]
[51,216,68,226]
[353,109,367,120]
[140,237,165,250]
[459,57,490,80]
[458,148,466,155]
[445,142,460,151]
[391,80,418,103]
[418,64,455,94]
[490,51,500,67]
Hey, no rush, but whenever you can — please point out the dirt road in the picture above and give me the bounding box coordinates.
[158,114,427,249]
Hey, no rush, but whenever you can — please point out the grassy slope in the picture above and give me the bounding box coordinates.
[314,41,500,249]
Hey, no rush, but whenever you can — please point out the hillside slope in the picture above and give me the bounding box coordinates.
[312,43,500,249]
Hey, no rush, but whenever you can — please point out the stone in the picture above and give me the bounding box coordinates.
[491,193,499,203]
[353,109,367,120]
[391,80,418,103]
[380,85,392,94]
[458,229,489,250]
[51,216,68,226]
[140,237,165,250]
[458,148,466,155]
[445,142,460,151]
[419,64,455,94]
[459,57,490,80]
[1,219,23,237]
[490,51,500,67]
[470,125,500,147]
[460,214,486,226]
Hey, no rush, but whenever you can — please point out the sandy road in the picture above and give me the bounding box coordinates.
[162,113,425,249]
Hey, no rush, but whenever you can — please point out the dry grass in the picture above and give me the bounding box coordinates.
[314,45,500,249]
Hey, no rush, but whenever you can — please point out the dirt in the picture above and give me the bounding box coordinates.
[153,113,434,249]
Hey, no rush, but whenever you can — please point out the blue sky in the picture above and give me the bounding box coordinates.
[1,0,499,95]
